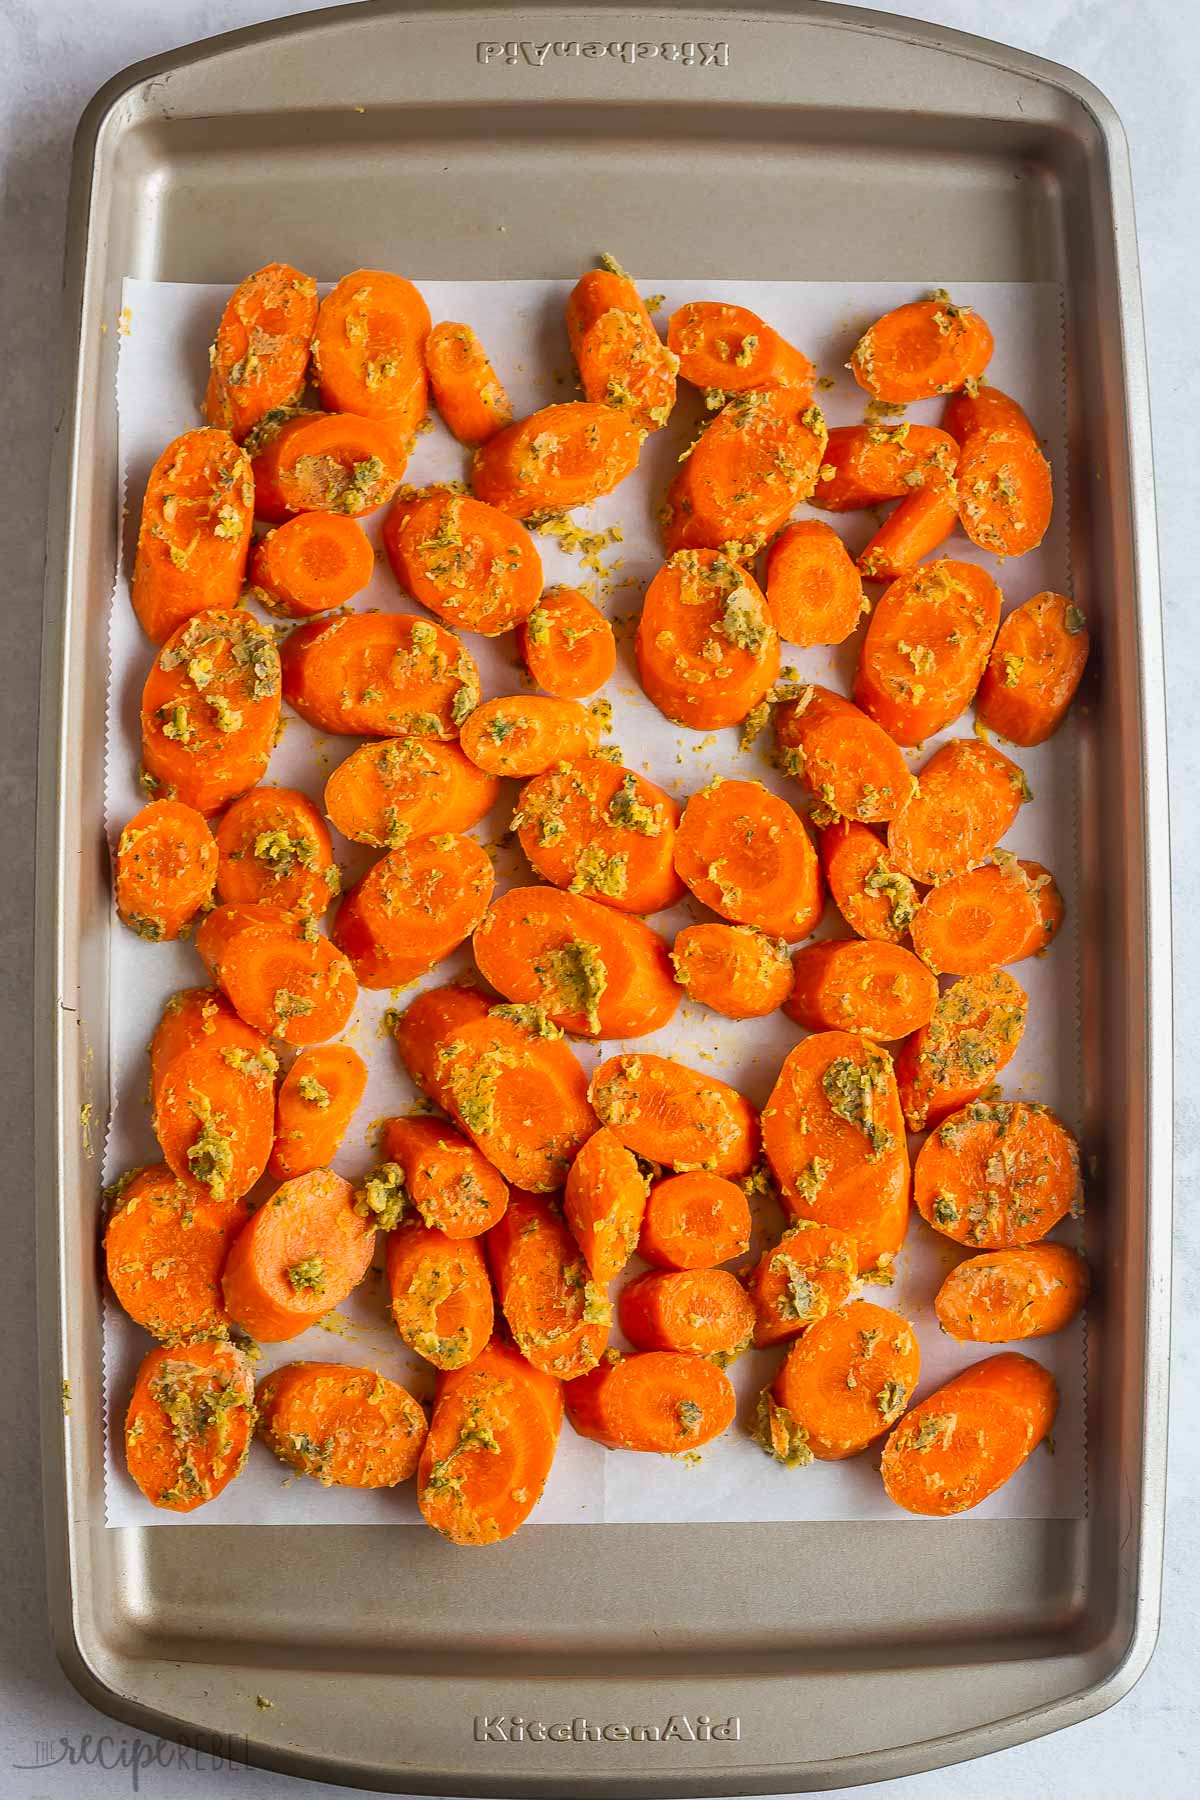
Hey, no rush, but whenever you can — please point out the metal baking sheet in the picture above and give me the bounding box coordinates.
[36,2,1170,1793]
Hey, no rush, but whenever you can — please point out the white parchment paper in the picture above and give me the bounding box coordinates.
[102,277,1084,1527]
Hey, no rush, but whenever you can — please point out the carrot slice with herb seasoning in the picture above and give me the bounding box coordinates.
[131,428,255,644]
[566,257,677,432]
[333,831,493,989]
[856,475,960,583]
[439,1008,598,1192]
[104,1164,245,1343]
[935,1243,1089,1342]
[248,511,375,618]
[149,985,273,1096]
[312,269,431,458]
[850,293,993,403]
[256,1363,427,1487]
[590,1053,759,1180]
[197,902,358,1043]
[280,610,479,740]
[386,1221,494,1370]
[671,923,793,1019]
[517,585,617,699]
[249,410,403,523]
[943,384,1038,446]
[784,940,939,1040]
[913,1097,1081,1246]
[150,1001,278,1205]
[562,1126,649,1284]
[886,738,1028,886]
[140,609,281,816]
[637,1170,752,1270]
[818,820,919,943]
[955,431,1053,557]
[471,401,644,517]
[514,757,684,915]
[379,1113,509,1238]
[746,1221,859,1348]
[667,300,814,400]
[325,736,497,851]
[459,695,601,777]
[895,971,1029,1132]
[911,855,1063,974]
[566,1350,736,1453]
[115,799,218,941]
[425,321,513,446]
[853,558,1001,745]
[204,262,318,442]
[124,1339,256,1512]
[486,1190,609,1379]
[663,389,827,556]
[221,1167,375,1341]
[809,423,959,513]
[214,787,340,917]
[382,489,543,636]
[619,1268,755,1358]
[637,549,780,731]
[775,684,914,824]
[269,1043,367,1180]
[756,1301,919,1464]
[764,519,866,646]
[881,1352,1057,1515]
[391,981,492,1111]
[673,776,823,940]
[976,591,1090,746]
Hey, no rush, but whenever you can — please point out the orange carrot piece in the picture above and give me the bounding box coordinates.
[221,1167,375,1340]
[197,902,358,1043]
[115,799,218,941]
[857,476,960,583]
[386,1221,494,1370]
[269,1043,367,1180]
[943,384,1038,446]
[761,1031,910,1277]
[673,776,823,940]
[956,432,1052,557]
[281,611,479,740]
[775,684,914,824]
[333,831,493,988]
[517,585,617,699]
[671,923,792,1020]
[850,294,993,403]
[425,321,513,446]
[104,1164,245,1343]
[895,971,1029,1132]
[214,787,340,917]
[911,856,1063,974]
[620,1268,755,1358]
[637,549,780,731]
[785,940,939,1040]
[439,1008,598,1192]
[756,1301,919,1463]
[935,1243,1089,1342]
[764,519,866,647]
[638,1171,752,1271]
[378,1113,509,1238]
[887,738,1028,886]
[562,1126,649,1283]
[976,591,1090,746]
[566,1350,736,1452]
[853,558,1001,744]
[383,489,543,636]
[256,1362,427,1486]
[663,389,827,555]
[472,401,643,517]
[249,410,403,523]
[513,757,685,916]
[204,262,318,442]
[312,269,431,458]
[667,300,814,399]
[566,260,677,432]
[818,820,919,943]
[124,1339,256,1512]
[914,1096,1081,1246]
[131,429,255,644]
[150,993,277,1204]
[148,985,264,1089]
[881,1352,1057,1514]
[248,511,374,618]
[590,1053,759,1179]
[746,1221,859,1348]
[810,423,959,513]
[459,695,601,777]
[391,980,492,1111]
[325,735,498,851]
[140,609,281,816]
[486,1190,610,1379]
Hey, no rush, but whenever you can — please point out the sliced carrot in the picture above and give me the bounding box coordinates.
[312,269,431,458]
[131,429,255,644]
[425,321,513,446]
[746,1221,859,1348]
[761,1031,910,1276]
[459,695,601,777]
[325,737,497,851]
[935,1243,1088,1342]
[562,1126,649,1284]
[850,294,993,403]
[391,981,492,1111]
[636,549,780,731]
[115,799,218,941]
[517,586,617,699]
[673,776,823,940]
[141,609,281,816]
[379,1113,509,1238]
[620,1268,755,1358]
[785,940,939,1040]
[439,1008,598,1192]
[382,489,542,636]
[197,901,358,1043]
[566,1350,736,1452]
[214,787,340,917]
[566,260,677,432]
[664,389,827,555]
[914,1096,1080,1246]
[248,511,375,618]
[513,757,684,915]
[895,971,1029,1132]
[417,1336,563,1545]
[853,558,1001,744]
[881,1351,1057,1515]
[638,1171,752,1270]
[150,999,277,1205]
[280,611,480,740]
[473,885,679,1039]
[956,432,1052,557]
[911,856,1063,974]
[269,1043,367,1180]
[809,423,959,513]
[756,1301,919,1463]
[764,519,866,647]
[976,591,1090,746]
[857,476,960,583]
[775,684,914,824]
[124,1339,256,1512]
[386,1221,494,1370]
[104,1164,245,1343]
[818,820,919,943]
[221,1167,375,1340]
[667,300,813,399]
[471,401,643,517]
[149,985,270,1095]
[486,1190,609,1379]
[204,262,318,442]
[887,737,1028,886]
[333,831,493,989]
[943,384,1038,446]
[590,1053,759,1179]
[249,410,403,523]
[671,923,793,1019]
[256,1362,427,1487]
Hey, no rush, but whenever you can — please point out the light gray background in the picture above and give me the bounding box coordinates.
[1,0,1193,1796]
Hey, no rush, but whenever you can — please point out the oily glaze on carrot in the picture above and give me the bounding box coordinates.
[636,549,779,731]
[115,799,218,941]
[757,1301,919,1464]
[886,737,1027,886]
[333,831,493,988]
[378,1113,509,1238]
[104,1164,244,1343]
[620,1268,755,1358]
[124,1339,256,1512]
[562,1127,649,1284]
[638,1171,752,1270]
[472,401,643,517]
[487,1190,609,1379]
[391,981,491,1111]
[764,519,866,647]
[673,776,823,941]
[140,609,281,815]
[249,410,403,523]
[248,511,374,618]
[459,695,601,777]
[517,586,617,699]
[784,940,939,1040]
[131,429,255,644]
[269,1043,367,1180]
[439,1008,598,1192]
[746,1221,859,1348]
[214,787,340,917]
[197,902,358,1044]
[325,735,498,849]
[566,1350,736,1453]
[881,1352,1057,1515]
[513,758,684,915]
[818,821,919,943]
[280,611,479,739]
[256,1363,427,1487]
[221,1166,375,1341]
[857,476,960,583]
[590,1053,759,1179]
[671,923,793,1019]
[668,300,814,399]
[895,971,1028,1132]
[935,1243,1089,1342]
[911,856,1063,974]
[425,321,513,446]
[383,489,543,635]
[566,259,677,433]
[913,1097,1081,1246]
[853,558,1001,744]
[204,262,318,442]
[312,269,431,457]
[850,294,993,403]
[810,423,959,513]
[386,1221,494,1370]
[775,684,914,824]
[956,431,1052,557]
[664,389,827,555]
[976,591,1090,745]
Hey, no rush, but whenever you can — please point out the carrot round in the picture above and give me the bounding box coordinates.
[124,1339,256,1512]
[881,1352,1057,1515]
[104,1164,245,1343]
[221,1167,375,1341]
[325,736,497,851]
[818,820,918,943]
[459,695,601,777]
[471,401,643,517]
[280,611,480,740]
[850,294,993,403]
[764,519,866,647]
[913,1097,1080,1246]
[333,831,493,989]
[383,489,542,636]
[785,940,939,1040]
[673,776,823,940]
[887,737,1027,886]
[150,995,277,1203]
[761,1031,910,1276]
[486,1190,609,1379]
[514,757,684,916]
[976,591,1090,746]
[214,787,340,917]
[417,1336,563,1545]
[115,799,218,941]
[638,1171,752,1271]
[566,1350,736,1453]
[131,428,255,644]
[566,261,677,432]
[757,1301,919,1463]
[257,1362,427,1487]
[810,423,959,513]
[249,410,403,523]
[379,1113,509,1238]
[562,1126,649,1284]
[775,684,914,824]
[312,269,431,458]
[895,971,1028,1132]
[590,1053,759,1179]
[204,262,318,442]
[943,384,1038,446]
[664,389,827,555]
[148,984,266,1088]
[141,609,281,816]
[857,475,960,583]
[197,902,358,1043]
[517,586,617,699]
[439,1008,598,1191]
[671,923,792,1019]
[853,558,1001,745]
[248,512,374,618]
[425,321,513,446]
[636,549,779,731]
[386,1221,493,1370]
[746,1221,859,1348]
[936,1243,1088,1343]
[911,856,1063,974]
[667,300,814,399]
[269,1043,367,1180]
[391,980,491,1111]
[473,885,679,1039]
[620,1268,755,1358]
[956,431,1052,557]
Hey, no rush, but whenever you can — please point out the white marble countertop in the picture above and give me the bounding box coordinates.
[0,1,1193,1796]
